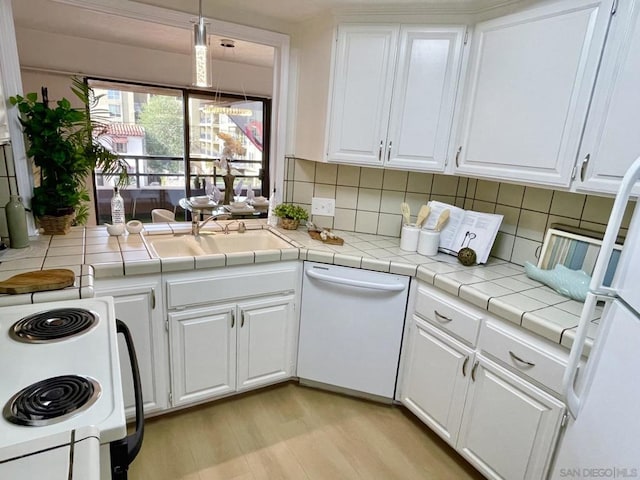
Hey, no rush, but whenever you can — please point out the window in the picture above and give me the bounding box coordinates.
[108,104,121,117]
[88,78,270,224]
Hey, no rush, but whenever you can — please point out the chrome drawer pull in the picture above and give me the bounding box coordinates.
[462,356,469,377]
[434,310,453,323]
[471,361,479,382]
[509,350,535,367]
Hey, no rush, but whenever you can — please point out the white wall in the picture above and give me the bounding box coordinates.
[16,28,274,97]
[289,14,335,161]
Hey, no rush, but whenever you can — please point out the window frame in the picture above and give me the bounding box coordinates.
[86,77,271,222]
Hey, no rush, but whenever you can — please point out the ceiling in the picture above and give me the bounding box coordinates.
[12,0,523,69]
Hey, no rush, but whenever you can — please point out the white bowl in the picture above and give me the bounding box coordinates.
[126,220,144,234]
[190,196,211,206]
[106,223,125,236]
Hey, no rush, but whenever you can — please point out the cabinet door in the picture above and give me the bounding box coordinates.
[399,316,473,447]
[169,304,236,407]
[237,295,296,391]
[326,24,398,165]
[457,356,565,480]
[455,0,613,187]
[96,279,168,416]
[386,26,466,172]
[575,0,640,196]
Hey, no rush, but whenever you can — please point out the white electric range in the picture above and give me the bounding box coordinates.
[0,297,144,480]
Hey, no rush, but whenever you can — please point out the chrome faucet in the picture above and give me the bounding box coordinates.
[191,212,227,236]
[222,220,246,234]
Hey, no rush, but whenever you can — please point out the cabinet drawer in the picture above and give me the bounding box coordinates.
[479,319,568,394]
[166,263,299,310]
[414,283,482,346]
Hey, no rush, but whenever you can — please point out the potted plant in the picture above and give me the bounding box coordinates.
[274,203,309,230]
[10,78,128,234]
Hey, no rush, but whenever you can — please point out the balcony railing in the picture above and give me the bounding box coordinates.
[94,154,264,223]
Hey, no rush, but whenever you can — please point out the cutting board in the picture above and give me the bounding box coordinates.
[0,269,76,294]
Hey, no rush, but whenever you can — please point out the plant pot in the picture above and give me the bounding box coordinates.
[279,217,300,230]
[38,213,75,235]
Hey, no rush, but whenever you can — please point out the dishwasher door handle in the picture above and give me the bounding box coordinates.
[306,268,406,292]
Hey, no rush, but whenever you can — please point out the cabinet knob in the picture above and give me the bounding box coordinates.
[231,311,235,328]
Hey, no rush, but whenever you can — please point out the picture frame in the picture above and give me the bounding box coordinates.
[538,227,623,287]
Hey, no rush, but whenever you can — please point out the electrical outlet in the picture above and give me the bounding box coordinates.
[311,197,336,217]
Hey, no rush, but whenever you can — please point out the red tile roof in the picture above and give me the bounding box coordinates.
[105,123,145,137]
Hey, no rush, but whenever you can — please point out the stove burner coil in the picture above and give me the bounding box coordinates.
[10,308,97,343]
[3,375,101,426]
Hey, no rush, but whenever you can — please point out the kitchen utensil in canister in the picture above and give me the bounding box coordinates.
[400,202,411,225]
[434,209,450,231]
[400,224,420,251]
[418,229,440,256]
[416,205,431,227]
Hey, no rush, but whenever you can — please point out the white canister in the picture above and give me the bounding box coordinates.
[400,224,420,252]
[418,230,440,256]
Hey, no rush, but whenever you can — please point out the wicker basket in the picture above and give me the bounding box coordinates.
[38,213,75,235]
[279,217,300,230]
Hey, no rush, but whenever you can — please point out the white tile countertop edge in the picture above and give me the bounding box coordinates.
[0,220,593,351]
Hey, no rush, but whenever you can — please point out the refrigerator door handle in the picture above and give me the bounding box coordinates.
[563,292,599,418]
[590,156,640,293]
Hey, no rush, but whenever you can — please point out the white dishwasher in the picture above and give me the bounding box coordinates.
[297,261,410,399]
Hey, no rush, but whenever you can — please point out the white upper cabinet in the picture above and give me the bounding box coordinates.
[454,0,614,187]
[574,0,640,196]
[326,25,397,165]
[325,24,467,171]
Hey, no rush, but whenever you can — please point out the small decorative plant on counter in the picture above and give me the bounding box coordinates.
[274,203,309,230]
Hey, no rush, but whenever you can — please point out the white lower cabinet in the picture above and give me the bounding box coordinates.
[95,275,169,417]
[398,281,566,479]
[236,296,296,391]
[457,356,565,480]
[400,316,473,446]
[169,294,297,407]
[165,262,301,409]
[169,304,237,406]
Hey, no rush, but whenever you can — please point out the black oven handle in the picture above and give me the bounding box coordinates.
[110,319,144,480]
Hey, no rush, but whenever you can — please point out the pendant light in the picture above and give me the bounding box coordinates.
[192,0,211,87]
[207,39,253,116]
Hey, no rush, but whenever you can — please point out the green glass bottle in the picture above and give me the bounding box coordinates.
[5,195,29,249]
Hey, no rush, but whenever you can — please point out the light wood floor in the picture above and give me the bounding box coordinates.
[130,383,484,480]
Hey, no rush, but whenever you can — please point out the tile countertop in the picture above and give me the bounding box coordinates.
[0,220,598,351]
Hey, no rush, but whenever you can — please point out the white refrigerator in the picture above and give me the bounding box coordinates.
[551,157,640,479]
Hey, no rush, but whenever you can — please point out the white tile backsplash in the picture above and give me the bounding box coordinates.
[285,157,636,266]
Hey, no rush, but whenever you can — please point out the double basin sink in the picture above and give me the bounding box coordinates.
[143,229,294,258]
